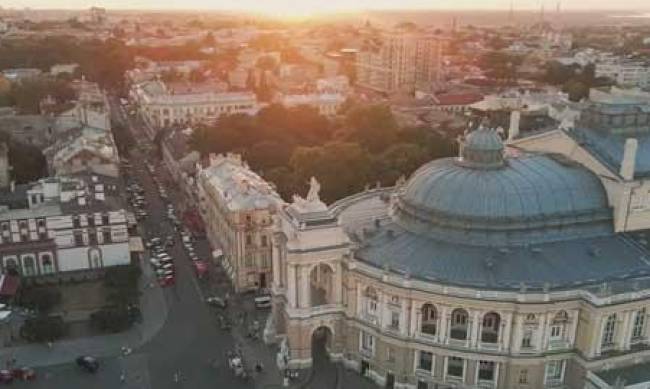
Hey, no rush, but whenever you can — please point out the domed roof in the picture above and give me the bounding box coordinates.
[394,133,612,246]
[458,127,505,168]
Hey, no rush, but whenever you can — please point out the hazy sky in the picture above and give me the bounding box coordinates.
[3,0,650,13]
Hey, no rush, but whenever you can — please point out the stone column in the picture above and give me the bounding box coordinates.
[300,266,311,308]
[471,310,482,348]
[356,283,363,317]
[620,311,633,351]
[439,306,450,344]
[593,315,606,357]
[410,303,420,337]
[568,311,579,347]
[502,312,514,352]
[287,265,296,308]
[540,312,551,351]
[333,263,343,304]
[271,243,281,289]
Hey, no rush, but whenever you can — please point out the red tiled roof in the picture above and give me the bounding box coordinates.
[434,93,484,106]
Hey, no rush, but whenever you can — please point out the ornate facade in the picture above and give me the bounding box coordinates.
[269,127,650,389]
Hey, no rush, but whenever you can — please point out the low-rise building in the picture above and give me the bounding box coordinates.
[596,59,650,89]
[0,174,131,278]
[130,80,258,130]
[197,153,283,292]
[279,93,345,116]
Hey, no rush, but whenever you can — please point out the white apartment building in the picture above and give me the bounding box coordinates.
[356,33,444,94]
[0,174,131,277]
[197,153,283,292]
[596,60,650,89]
[130,80,258,129]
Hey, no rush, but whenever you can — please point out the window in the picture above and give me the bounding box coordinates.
[102,214,109,225]
[478,361,495,381]
[417,381,428,389]
[88,231,98,246]
[386,347,395,363]
[246,234,252,245]
[73,216,81,228]
[261,235,268,247]
[74,230,84,246]
[545,360,564,383]
[417,351,433,372]
[421,304,437,336]
[365,287,378,316]
[22,256,36,276]
[88,216,95,227]
[103,229,112,243]
[41,254,54,274]
[245,253,254,267]
[390,311,400,330]
[37,219,45,228]
[550,325,563,339]
[518,369,528,384]
[602,314,617,347]
[522,330,533,348]
[360,331,374,353]
[633,308,646,339]
[447,357,464,378]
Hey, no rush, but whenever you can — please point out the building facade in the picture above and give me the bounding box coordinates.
[197,153,282,292]
[0,175,131,278]
[356,33,444,94]
[130,80,258,130]
[268,127,650,389]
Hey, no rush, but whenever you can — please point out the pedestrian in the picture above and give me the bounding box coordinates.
[120,371,126,383]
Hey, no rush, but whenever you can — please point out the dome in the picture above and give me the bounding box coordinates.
[394,140,612,246]
[459,127,505,168]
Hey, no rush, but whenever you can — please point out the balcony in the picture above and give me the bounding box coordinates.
[477,380,497,389]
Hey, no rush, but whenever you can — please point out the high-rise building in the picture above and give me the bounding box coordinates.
[356,33,445,94]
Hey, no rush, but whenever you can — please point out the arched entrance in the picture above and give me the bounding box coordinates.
[311,326,333,363]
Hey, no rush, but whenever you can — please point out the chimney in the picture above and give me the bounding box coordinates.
[507,110,520,142]
[620,138,638,180]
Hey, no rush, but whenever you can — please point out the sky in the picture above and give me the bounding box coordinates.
[3,0,650,14]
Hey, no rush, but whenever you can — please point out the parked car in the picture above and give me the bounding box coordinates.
[159,275,175,287]
[254,292,272,310]
[0,370,12,384]
[206,296,227,309]
[11,367,36,381]
[76,356,99,373]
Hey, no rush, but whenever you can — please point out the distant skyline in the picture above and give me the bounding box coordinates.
[3,0,650,15]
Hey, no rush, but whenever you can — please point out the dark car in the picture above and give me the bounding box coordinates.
[76,356,99,373]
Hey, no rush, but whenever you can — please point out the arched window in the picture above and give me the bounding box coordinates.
[421,304,437,336]
[550,310,569,342]
[22,256,36,276]
[41,254,54,274]
[364,287,378,316]
[4,258,18,274]
[450,309,469,340]
[602,314,617,347]
[481,312,501,343]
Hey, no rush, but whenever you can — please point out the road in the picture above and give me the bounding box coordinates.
[25,98,380,389]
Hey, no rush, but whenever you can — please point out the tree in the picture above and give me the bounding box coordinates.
[563,79,589,102]
[256,71,273,102]
[479,51,522,84]
[19,287,62,314]
[345,105,399,153]
[290,142,372,203]
[90,306,134,333]
[20,316,65,342]
[104,265,141,306]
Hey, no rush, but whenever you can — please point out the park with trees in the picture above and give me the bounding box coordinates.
[190,103,457,203]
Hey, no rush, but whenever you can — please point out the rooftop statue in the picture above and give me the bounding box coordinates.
[306,176,321,203]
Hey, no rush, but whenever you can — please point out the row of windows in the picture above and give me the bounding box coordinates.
[601,309,647,348]
[73,229,114,247]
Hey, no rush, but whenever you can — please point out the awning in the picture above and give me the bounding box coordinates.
[0,275,20,297]
[129,236,145,252]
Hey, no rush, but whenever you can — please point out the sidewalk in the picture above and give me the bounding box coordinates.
[0,262,168,368]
